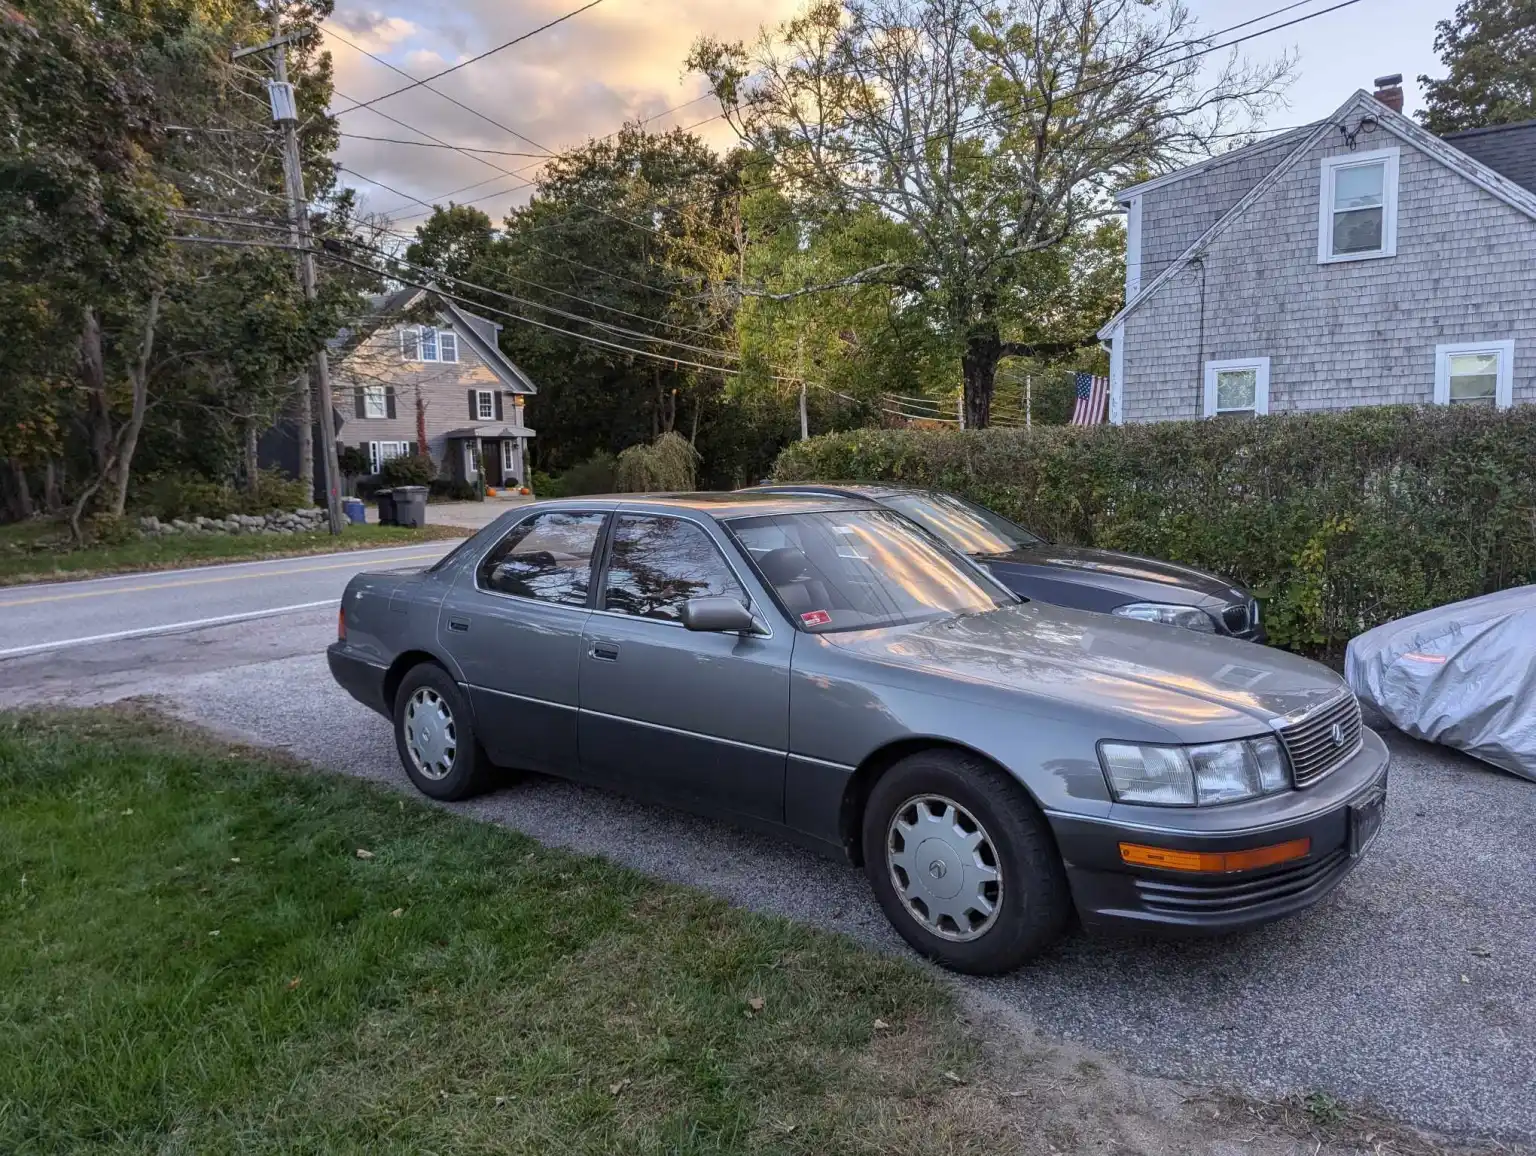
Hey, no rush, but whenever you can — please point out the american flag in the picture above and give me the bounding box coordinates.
[1071,372,1110,426]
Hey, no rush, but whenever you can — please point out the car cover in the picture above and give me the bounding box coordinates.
[1345,585,1536,782]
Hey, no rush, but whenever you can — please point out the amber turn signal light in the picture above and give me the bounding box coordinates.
[1119,837,1311,874]
[337,606,346,641]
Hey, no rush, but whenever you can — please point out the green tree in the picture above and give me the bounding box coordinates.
[690,0,1290,427]
[1417,0,1536,133]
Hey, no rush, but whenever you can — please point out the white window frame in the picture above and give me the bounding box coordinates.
[464,442,479,478]
[368,440,410,474]
[438,329,458,363]
[1434,340,1514,410]
[1203,357,1271,418]
[501,439,518,475]
[1317,147,1400,264]
[398,328,418,360]
[399,325,458,363]
[476,389,496,421]
[362,385,388,420]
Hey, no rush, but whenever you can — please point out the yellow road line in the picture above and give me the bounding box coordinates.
[0,549,446,608]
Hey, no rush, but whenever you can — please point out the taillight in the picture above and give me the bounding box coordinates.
[337,605,346,641]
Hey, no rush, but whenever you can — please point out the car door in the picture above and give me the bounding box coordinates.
[438,508,608,775]
[578,511,792,823]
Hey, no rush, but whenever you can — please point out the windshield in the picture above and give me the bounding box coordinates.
[727,508,1014,633]
[880,491,1044,555]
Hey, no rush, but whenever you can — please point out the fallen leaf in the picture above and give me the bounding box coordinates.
[230,858,241,864]
[1470,945,1494,958]
[873,1018,890,1031]
[390,908,404,918]
[747,996,765,1013]
[609,1078,631,1096]
[286,977,301,990]
[1460,974,1470,984]
[121,809,134,816]
[943,1071,963,1084]
[494,1096,506,1108]
[208,930,220,937]
[355,849,375,860]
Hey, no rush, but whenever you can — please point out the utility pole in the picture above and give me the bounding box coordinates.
[1026,374,1032,429]
[237,10,343,533]
[799,382,809,441]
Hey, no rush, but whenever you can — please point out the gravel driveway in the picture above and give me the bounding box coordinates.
[5,607,1532,1146]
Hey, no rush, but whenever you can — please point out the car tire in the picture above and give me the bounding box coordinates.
[392,664,495,801]
[862,749,1072,974]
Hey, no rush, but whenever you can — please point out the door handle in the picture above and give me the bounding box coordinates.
[590,642,620,661]
[448,619,470,633]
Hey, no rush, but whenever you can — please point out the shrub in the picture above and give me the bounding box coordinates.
[527,469,561,499]
[430,479,480,502]
[133,470,311,520]
[772,405,1536,654]
[379,453,435,488]
[556,452,618,497]
[615,433,699,493]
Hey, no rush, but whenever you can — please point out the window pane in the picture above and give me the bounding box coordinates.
[1332,162,1384,210]
[479,511,605,605]
[1449,352,1499,378]
[419,327,438,361]
[1449,374,1498,402]
[602,515,745,622]
[363,386,388,419]
[439,331,458,363]
[883,492,1043,554]
[1333,207,1384,254]
[1216,369,1257,411]
[477,391,495,420]
[730,509,1008,633]
[399,328,419,360]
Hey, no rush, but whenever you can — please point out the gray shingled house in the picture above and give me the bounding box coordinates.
[263,287,538,490]
[1098,78,1536,424]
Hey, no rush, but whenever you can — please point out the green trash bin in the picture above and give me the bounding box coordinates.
[392,485,428,528]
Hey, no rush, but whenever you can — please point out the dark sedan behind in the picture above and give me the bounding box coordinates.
[746,483,1264,642]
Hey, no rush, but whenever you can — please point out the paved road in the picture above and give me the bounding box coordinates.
[1,560,1531,1145]
[0,543,456,660]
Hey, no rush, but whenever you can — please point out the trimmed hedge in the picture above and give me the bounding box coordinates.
[773,406,1536,654]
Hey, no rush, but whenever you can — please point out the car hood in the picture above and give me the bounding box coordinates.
[824,602,1343,737]
[980,543,1242,604]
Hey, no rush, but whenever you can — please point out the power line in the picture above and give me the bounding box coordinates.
[323,23,552,156]
[338,133,545,157]
[330,0,608,118]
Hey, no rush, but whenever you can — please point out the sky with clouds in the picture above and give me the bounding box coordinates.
[321,0,1457,232]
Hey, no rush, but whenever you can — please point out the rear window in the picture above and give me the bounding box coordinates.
[881,492,1044,555]
[727,508,1012,633]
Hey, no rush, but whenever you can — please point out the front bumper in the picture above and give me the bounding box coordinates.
[328,643,390,717]
[1049,729,1389,935]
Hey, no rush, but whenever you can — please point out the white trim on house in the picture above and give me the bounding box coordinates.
[399,324,460,364]
[362,385,388,419]
[438,329,458,363]
[368,440,411,475]
[475,389,496,420]
[464,442,479,478]
[1108,323,1125,425]
[1203,357,1270,418]
[1434,340,1514,409]
[1317,147,1400,263]
[1099,91,1536,341]
[1124,196,1143,299]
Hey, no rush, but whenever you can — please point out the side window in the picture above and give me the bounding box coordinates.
[602,515,746,622]
[477,511,606,606]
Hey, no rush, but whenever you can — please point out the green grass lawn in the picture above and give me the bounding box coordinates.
[0,520,466,586]
[0,711,981,1155]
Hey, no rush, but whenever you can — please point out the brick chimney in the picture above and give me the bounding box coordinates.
[1373,74,1404,114]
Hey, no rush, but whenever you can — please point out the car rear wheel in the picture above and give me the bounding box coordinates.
[862,749,1072,974]
[393,664,495,801]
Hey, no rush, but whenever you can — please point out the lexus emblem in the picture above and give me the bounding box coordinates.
[1330,722,1345,747]
[929,860,947,880]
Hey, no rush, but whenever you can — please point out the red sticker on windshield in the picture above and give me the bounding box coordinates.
[800,610,832,627]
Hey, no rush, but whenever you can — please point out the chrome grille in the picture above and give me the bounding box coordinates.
[1277,693,1363,787]
[1221,603,1250,633]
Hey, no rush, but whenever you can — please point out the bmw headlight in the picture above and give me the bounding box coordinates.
[1098,736,1291,806]
[1111,602,1216,633]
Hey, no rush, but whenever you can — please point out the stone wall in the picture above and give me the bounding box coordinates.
[137,508,329,537]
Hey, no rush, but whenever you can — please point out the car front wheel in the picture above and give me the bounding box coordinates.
[862,749,1072,974]
[392,664,495,801]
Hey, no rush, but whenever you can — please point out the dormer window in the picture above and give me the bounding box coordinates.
[399,325,459,363]
[1318,148,1399,263]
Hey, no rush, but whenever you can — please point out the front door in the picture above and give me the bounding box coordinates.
[437,509,608,774]
[578,512,791,823]
[484,441,504,487]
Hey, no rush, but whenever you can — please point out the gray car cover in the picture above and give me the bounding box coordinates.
[1345,586,1536,782]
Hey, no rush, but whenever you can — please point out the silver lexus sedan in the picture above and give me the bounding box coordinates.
[328,493,1390,974]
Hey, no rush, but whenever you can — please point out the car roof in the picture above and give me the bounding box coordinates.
[526,491,872,520]
[741,482,921,501]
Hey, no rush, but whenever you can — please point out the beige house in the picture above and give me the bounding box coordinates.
[333,287,537,487]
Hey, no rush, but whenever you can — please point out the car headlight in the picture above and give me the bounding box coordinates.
[1098,736,1291,806]
[1111,602,1216,633]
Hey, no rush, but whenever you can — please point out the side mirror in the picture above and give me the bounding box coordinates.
[679,596,757,634]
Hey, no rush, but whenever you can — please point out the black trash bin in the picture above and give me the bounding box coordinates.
[392,485,428,528]
[374,488,396,526]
